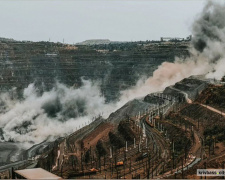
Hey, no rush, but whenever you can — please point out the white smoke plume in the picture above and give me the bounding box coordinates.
[192,1,225,79]
[0,80,115,144]
[118,1,225,103]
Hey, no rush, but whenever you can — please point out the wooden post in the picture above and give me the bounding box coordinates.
[130,158,131,173]
[173,152,175,169]
[99,156,101,173]
[198,118,199,130]
[146,161,148,175]
[124,160,126,179]
[152,163,154,179]
[209,140,211,157]
[111,159,114,175]
[61,165,63,178]
[104,155,106,169]
[81,153,84,171]
[11,167,15,179]
[223,161,225,179]
[185,145,187,163]
[148,154,151,179]
[182,158,184,179]
[204,162,207,179]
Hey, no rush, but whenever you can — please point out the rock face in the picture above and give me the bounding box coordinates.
[164,76,208,101]
[0,39,190,101]
[107,99,151,124]
[144,94,165,105]
[109,76,209,125]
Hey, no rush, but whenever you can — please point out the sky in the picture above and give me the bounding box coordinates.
[0,0,209,44]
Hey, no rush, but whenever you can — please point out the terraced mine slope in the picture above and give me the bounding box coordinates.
[34,76,221,179]
[4,38,225,179]
[0,39,189,101]
[1,66,225,179]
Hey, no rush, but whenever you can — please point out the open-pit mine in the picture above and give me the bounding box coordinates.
[0,36,225,179]
[1,1,225,179]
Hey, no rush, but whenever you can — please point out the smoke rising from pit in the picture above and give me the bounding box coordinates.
[0,1,225,147]
[192,1,225,79]
[118,1,225,102]
[0,80,115,145]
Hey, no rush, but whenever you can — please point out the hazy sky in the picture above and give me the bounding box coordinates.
[0,0,210,44]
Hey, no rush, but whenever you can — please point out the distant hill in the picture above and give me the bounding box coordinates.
[76,39,111,45]
[0,37,15,42]
[76,39,127,45]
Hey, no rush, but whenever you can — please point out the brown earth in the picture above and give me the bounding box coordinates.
[82,122,114,149]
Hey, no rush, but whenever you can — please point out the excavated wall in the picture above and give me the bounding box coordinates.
[0,39,190,101]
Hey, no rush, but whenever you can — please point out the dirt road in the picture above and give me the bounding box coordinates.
[200,104,225,117]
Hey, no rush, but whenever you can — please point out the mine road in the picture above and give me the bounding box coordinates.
[199,103,225,117]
